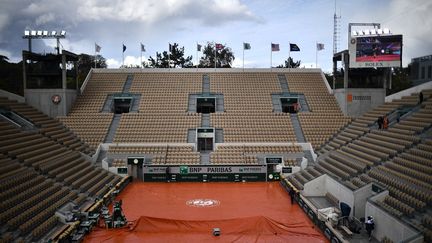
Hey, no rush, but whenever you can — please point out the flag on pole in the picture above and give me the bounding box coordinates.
[197,44,202,52]
[317,43,324,51]
[95,43,101,53]
[243,42,251,50]
[215,43,224,50]
[122,44,127,52]
[271,43,280,51]
[290,43,300,51]
[141,43,146,52]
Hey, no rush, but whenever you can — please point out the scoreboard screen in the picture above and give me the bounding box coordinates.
[349,35,402,68]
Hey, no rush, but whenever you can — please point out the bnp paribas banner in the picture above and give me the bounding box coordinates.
[143,166,267,174]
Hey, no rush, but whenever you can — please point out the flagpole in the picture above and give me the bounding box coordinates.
[122,43,124,67]
[270,43,272,71]
[243,42,245,72]
[315,42,318,68]
[288,42,291,72]
[94,43,97,69]
[140,43,143,69]
[168,43,171,71]
[196,42,198,71]
[214,42,217,71]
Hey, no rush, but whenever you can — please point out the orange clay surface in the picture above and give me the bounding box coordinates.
[84,181,327,243]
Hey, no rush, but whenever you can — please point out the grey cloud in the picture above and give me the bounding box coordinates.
[0,0,260,61]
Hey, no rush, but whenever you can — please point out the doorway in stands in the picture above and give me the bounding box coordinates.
[197,97,216,113]
[265,157,282,181]
[280,97,299,113]
[127,157,144,180]
[113,97,132,114]
[196,128,214,152]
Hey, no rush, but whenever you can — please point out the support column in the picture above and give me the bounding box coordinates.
[62,52,67,89]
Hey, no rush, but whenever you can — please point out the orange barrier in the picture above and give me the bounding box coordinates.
[84,182,327,242]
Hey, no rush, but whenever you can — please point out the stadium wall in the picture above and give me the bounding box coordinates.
[333,88,385,117]
[302,175,374,218]
[80,68,93,94]
[385,80,432,103]
[0,89,25,103]
[302,175,354,216]
[366,192,423,243]
[24,88,77,118]
[320,71,333,94]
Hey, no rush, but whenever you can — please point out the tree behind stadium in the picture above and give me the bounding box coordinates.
[199,42,235,68]
[277,57,301,68]
[76,54,107,86]
[146,43,193,68]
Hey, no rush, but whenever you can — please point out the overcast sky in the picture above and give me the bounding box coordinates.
[0,0,431,71]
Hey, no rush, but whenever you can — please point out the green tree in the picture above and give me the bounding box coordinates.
[199,42,235,68]
[147,43,193,68]
[0,56,23,95]
[76,54,107,88]
[276,57,301,68]
[387,67,412,95]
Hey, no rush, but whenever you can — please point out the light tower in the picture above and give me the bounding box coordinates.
[22,30,66,54]
[332,1,341,54]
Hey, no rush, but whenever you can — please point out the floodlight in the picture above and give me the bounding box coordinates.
[351,31,357,36]
[383,28,390,34]
[377,29,383,35]
[23,29,67,54]
[364,29,370,35]
[370,29,377,35]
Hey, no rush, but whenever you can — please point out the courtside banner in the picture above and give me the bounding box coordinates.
[143,166,266,174]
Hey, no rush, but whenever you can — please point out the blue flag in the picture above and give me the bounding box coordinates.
[123,44,127,52]
[290,43,300,51]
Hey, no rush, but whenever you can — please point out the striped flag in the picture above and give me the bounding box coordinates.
[271,43,279,51]
[317,43,324,51]
[95,43,101,52]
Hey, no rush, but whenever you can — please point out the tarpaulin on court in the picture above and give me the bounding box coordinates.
[84,182,327,243]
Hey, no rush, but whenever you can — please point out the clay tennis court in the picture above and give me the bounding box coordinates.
[84,182,327,242]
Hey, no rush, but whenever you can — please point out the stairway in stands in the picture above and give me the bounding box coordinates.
[103,74,134,143]
[278,73,314,164]
[202,74,210,94]
[200,74,212,165]
[201,114,210,127]
[278,74,290,93]
[104,114,121,143]
[290,113,306,143]
[122,74,134,93]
